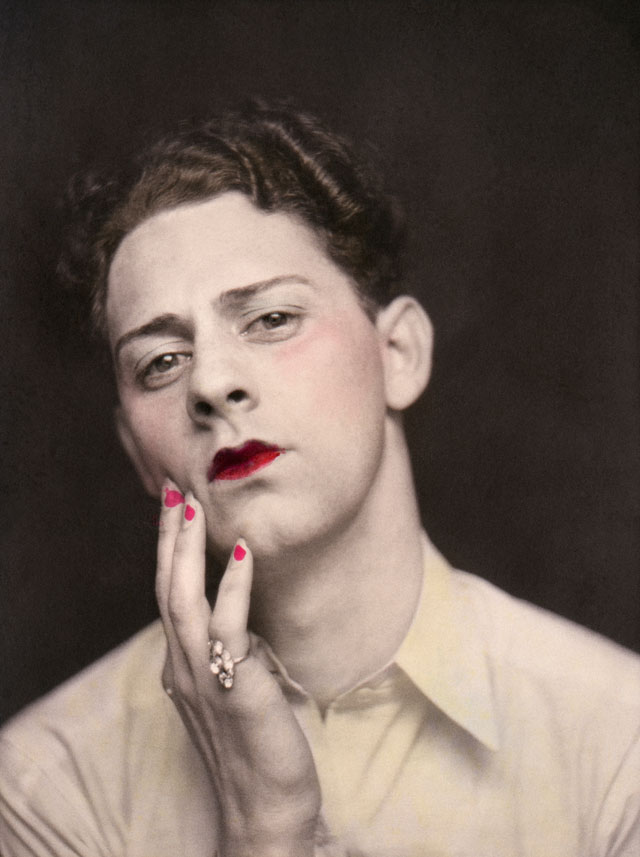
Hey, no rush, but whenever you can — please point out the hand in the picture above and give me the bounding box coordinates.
[156,481,321,857]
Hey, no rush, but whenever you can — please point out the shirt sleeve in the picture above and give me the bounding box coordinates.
[591,722,640,857]
[0,735,110,857]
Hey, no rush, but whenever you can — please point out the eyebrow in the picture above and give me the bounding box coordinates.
[217,275,314,311]
[114,314,194,361]
[114,275,314,360]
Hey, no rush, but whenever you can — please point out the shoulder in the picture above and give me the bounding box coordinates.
[453,569,640,734]
[457,571,639,687]
[0,622,210,855]
[450,571,640,853]
[0,620,168,786]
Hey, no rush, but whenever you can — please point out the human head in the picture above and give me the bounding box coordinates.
[59,100,407,338]
[107,191,432,561]
[62,103,432,561]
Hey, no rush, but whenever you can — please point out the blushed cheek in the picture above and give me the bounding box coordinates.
[274,320,382,406]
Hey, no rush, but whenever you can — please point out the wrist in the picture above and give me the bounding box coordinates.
[219,837,315,857]
[219,815,318,857]
[219,792,320,857]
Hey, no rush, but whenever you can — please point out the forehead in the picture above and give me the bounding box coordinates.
[105,191,352,342]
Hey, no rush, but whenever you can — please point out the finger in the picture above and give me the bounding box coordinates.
[161,656,175,699]
[156,478,187,620]
[156,479,189,684]
[168,492,211,665]
[209,537,253,661]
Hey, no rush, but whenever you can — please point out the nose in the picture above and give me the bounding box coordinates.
[186,340,258,425]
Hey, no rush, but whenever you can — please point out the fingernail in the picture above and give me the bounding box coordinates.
[233,542,246,562]
[181,493,196,528]
[164,488,185,508]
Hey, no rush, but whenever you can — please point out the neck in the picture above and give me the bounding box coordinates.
[249,423,425,708]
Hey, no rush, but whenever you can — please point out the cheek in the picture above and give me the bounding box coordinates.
[274,319,384,413]
[122,392,187,472]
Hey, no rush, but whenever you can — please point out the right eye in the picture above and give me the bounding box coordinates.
[138,352,192,389]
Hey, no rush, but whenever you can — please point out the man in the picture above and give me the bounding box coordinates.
[1,103,639,856]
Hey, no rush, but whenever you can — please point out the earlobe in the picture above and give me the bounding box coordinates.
[376,296,433,411]
[114,407,161,497]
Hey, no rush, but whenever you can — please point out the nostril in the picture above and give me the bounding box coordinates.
[194,400,213,416]
[227,389,246,404]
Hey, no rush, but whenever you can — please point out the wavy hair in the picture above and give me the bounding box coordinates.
[58,101,406,338]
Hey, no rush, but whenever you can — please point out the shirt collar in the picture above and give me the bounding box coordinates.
[250,534,500,751]
[394,534,501,751]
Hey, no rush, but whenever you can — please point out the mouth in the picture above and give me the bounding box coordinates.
[207,440,284,482]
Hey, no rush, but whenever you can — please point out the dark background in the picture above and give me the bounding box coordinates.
[1,0,638,724]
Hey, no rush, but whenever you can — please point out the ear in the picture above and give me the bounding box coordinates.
[376,296,433,411]
[115,406,161,497]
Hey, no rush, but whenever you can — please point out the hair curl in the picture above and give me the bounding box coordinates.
[58,101,406,339]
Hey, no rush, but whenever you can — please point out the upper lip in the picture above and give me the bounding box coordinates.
[207,439,284,482]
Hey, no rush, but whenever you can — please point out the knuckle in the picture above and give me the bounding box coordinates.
[169,584,198,613]
[208,618,246,647]
[216,575,241,598]
[172,674,192,699]
[155,576,169,605]
[167,600,189,627]
[172,531,192,556]
[251,672,282,709]
[156,531,176,557]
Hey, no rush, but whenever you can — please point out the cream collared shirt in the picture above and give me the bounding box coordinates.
[1,539,639,856]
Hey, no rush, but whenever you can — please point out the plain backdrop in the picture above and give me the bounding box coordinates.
[1,0,638,723]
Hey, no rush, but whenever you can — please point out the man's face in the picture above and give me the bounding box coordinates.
[107,192,391,560]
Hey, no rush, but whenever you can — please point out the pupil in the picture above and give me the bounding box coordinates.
[267,313,284,327]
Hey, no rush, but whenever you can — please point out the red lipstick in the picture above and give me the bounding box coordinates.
[207,440,283,482]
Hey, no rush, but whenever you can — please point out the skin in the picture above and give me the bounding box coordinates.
[106,191,434,855]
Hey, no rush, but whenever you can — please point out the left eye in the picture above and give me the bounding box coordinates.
[243,311,301,341]
[257,312,289,329]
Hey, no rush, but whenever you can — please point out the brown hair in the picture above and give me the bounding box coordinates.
[58,101,406,338]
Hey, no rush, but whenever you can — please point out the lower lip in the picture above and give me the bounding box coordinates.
[213,449,282,481]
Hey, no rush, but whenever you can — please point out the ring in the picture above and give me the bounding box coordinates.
[164,686,174,697]
[208,639,249,690]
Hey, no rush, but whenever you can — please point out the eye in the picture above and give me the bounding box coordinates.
[260,312,288,329]
[243,311,302,342]
[149,354,182,373]
[139,352,192,389]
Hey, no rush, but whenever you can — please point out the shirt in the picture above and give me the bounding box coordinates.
[1,538,639,856]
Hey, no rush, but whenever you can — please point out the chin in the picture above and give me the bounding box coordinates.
[206,502,332,565]
[202,467,375,563]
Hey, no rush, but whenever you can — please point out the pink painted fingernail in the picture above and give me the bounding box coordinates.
[233,544,246,562]
[184,504,195,521]
[164,489,185,508]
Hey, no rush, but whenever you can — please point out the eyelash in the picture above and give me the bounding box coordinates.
[241,310,299,337]
[136,311,301,389]
[138,352,192,388]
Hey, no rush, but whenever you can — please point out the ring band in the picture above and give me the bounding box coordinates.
[208,639,249,689]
